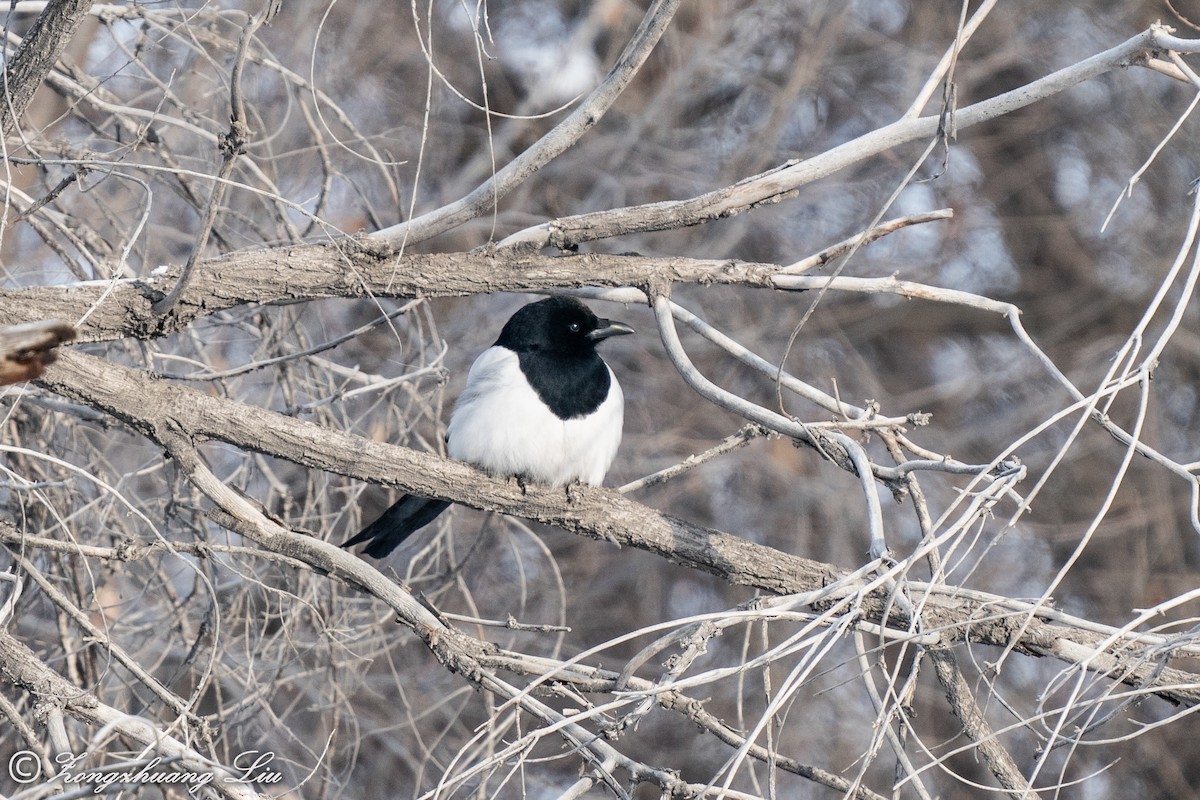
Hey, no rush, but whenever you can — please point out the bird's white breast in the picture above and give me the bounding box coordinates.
[446,346,624,486]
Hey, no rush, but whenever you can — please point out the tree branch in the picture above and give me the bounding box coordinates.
[0,629,265,799]
[0,0,95,135]
[496,24,1196,251]
[28,349,1200,708]
[373,0,682,248]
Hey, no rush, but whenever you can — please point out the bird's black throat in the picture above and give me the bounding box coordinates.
[516,350,611,420]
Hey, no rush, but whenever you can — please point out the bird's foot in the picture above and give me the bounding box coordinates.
[565,480,584,504]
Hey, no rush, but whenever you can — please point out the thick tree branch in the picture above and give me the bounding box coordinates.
[0,247,791,340]
[0,247,1004,346]
[28,349,1200,707]
[0,0,95,135]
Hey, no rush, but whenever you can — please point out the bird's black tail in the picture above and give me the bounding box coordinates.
[341,495,451,558]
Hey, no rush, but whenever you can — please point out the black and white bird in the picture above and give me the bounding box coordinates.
[343,296,633,558]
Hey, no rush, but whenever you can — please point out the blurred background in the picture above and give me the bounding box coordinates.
[3,0,1200,797]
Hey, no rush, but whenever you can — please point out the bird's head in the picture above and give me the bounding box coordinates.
[496,297,634,355]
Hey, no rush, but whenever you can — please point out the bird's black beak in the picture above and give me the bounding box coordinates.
[588,320,635,341]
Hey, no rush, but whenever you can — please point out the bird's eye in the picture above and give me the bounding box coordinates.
[569,322,581,333]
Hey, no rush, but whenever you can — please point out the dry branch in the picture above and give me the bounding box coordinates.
[498,24,1200,251]
[0,0,95,135]
[27,348,1200,709]
[373,0,682,248]
[0,629,265,800]
[0,248,798,340]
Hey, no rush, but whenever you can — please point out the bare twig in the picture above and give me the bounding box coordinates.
[0,630,264,800]
[152,6,269,317]
[498,24,1200,252]
[373,0,682,249]
[618,424,769,493]
[927,645,1042,797]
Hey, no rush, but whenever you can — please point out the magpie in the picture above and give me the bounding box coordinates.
[343,296,634,558]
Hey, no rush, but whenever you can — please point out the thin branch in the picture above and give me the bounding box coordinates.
[618,424,769,494]
[780,209,954,273]
[650,292,858,474]
[152,6,268,316]
[497,24,1193,251]
[927,645,1042,797]
[5,549,201,723]
[372,0,682,249]
[0,629,264,800]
